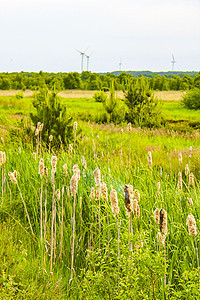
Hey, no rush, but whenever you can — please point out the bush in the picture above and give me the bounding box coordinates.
[125,78,162,128]
[181,88,200,110]
[30,88,73,146]
[93,91,108,102]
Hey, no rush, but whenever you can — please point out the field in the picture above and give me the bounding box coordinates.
[1,89,200,299]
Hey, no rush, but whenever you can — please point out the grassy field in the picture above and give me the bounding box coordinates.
[0,90,199,139]
[1,119,200,298]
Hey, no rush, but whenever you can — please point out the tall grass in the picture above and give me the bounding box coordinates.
[1,123,200,298]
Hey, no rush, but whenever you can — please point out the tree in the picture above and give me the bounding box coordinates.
[30,88,73,146]
[125,77,162,128]
[63,72,82,89]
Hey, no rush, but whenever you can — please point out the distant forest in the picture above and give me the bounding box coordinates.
[0,70,199,91]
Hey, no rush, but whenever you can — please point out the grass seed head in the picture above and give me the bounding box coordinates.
[154,208,160,224]
[63,164,68,177]
[90,187,95,200]
[186,213,197,236]
[33,152,36,160]
[49,135,53,142]
[35,128,39,136]
[110,189,119,216]
[120,128,123,135]
[185,164,189,176]
[133,189,140,202]
[124,184,133,213]
[70,174,78,197]
[39,123,44,132]
[189,146,192,158]
[148,151,152,168]
[178,172,182,190]
[93,168,101,186]
[69,144,73,154]
[56,189,60,201]
[51,155,57,174]
[189,172,194,187]
[8,171,17,184]
[187,198,194,206]
[39,158,45,178]
[73,121,77,131]
[178,152,182,164]
[73,164,80,181]
[96,186,101,200]
[127,122,132,132]
[100,182,108,200]
[160,209,167,235]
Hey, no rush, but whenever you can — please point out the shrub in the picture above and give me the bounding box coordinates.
[30,88,73,146]
[181,88,200,110]
[125,77,162,128]
[93,91,108,102]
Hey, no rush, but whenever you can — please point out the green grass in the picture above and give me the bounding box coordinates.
[162,102,200,121]
[1,120,200,298]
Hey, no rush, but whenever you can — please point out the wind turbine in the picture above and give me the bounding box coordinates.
[85,51,93,71]
[76,48,88,72]
[171,54,176,71]
[119,58,122,71]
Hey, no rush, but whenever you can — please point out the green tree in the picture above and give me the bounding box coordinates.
[63,72,82,89]
[125,77,161,128]
[30,88,73,146]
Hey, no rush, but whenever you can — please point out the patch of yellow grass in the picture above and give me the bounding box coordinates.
[154,91,186,102]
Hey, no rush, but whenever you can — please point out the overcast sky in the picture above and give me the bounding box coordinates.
[0,0,199,73]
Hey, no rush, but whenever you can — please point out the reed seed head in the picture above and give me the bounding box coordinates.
[133,189,140,202]
[44,167,48,177]
[127,122,132,132]
[70,174,78,197]
[148,151,152,168]
[39,158,45,178]
[0,151,6,166]
[189,172,194,187]
[178,152,182,165]
[96,186,101,200]
[100,182,108,200]
[81,156,87,168]
[69,144,73,154]
[110,189,119,216]
[8,171,17,184]
[37,122,41,129]
[35,128,39,136]
[51,155,57,174]
[90,187,95,200]
[56,189,60,201]
[39,123,44,132]
[189,146,192,158]
[186,213,197,236]
[160,209,167,235]
[63,164,68,177]
[154,208,160,224]
[73,164,80,181]
[178,172,182,190]
[49,135,53,142]
[185,164,189,176]
[158,232,165,247]
[187,198,193,206]
[93,168,101,186]
[124,184,133,213]
[73,121,77,131]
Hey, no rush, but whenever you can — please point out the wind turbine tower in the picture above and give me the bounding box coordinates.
[171,54,176,71]
[76,49,87,72]
[119,58,122,71]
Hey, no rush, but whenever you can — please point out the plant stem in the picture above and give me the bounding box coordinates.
[17,182,34,236]
[70,194,76,282]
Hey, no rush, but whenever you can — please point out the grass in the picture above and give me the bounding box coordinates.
[1,118,200,298]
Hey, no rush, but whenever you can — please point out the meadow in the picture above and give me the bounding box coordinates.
[1,90,200,299]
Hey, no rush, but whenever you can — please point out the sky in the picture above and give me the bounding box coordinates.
[0,0,199,73]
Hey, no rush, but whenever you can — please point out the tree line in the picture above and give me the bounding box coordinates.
[0,70,200,91]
